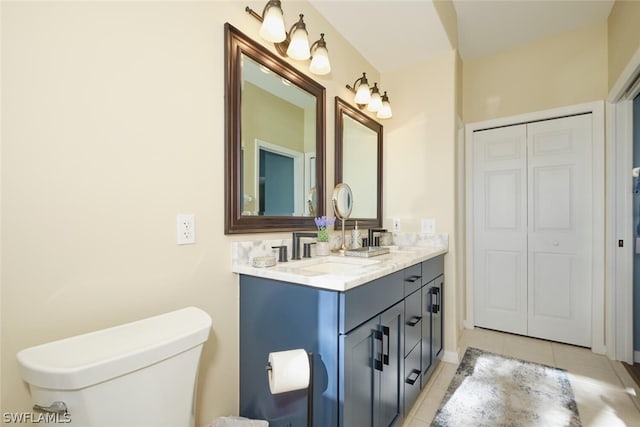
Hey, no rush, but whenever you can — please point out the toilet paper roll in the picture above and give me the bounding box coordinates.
[267,349,310,394]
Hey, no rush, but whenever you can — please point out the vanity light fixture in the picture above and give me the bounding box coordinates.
[377,92,393,119]
[346,73,393,119]
[247,0,286,43]
[309,34,331,75]
[245,2,332,76]
[367,83,383,113]
[286,14,310,60]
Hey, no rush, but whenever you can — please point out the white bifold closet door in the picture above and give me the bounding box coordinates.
[473,114,592,347]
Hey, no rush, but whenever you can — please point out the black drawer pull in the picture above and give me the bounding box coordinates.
[406,369,421,385]
[404,275,422,283]
[406,316,421,327]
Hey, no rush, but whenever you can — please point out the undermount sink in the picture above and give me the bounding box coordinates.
[292,256,380,275]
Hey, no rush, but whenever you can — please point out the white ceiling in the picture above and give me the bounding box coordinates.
[309,0,615,73]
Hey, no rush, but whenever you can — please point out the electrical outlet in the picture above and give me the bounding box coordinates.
[177,214,195,245]
[392,218,401,232]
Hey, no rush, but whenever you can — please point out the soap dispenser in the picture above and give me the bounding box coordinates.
[351,221,361,249]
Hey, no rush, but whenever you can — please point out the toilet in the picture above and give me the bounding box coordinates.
[16,306,212,427]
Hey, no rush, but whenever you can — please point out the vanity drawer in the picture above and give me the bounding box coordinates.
[339,270,404,334]
[404,342,422,415]
[403,263,423,295]
[404,288,422,357]
[422,256,444,284]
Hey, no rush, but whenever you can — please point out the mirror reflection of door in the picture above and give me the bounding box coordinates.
[259,149,294,215]
[255,140,303,216]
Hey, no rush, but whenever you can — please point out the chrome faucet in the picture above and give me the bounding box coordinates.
[292,231,318,260]
[368,228,387,247]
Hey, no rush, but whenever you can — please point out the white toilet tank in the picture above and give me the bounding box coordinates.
[17,306,212,427]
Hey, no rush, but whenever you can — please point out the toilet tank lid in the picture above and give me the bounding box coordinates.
[17,306,212,390]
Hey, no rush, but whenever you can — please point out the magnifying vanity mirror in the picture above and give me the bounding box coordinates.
[332,183,353,252]
[224,23,326,233]
[335,97,383,230]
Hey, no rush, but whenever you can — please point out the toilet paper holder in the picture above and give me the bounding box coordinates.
[266,350,314,427]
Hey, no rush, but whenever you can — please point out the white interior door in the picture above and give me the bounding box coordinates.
[527,114,592,347]
[473,124,528,335]
[473,114,593,347]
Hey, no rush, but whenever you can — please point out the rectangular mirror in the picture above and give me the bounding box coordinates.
[225,23,326,233]
[335,97,383,229]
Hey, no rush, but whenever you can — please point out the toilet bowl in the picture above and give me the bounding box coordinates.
[17,306,212,427]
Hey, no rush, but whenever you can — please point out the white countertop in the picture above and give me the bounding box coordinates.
[232,246,447,292]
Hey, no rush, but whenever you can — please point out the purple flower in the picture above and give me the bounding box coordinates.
[314,216,336,229]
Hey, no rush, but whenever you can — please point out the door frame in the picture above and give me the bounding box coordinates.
[464,101,606,354]
[607,46,640,363]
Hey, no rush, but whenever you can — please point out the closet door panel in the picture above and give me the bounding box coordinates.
[527,114,592,347]
[473,124,528,334]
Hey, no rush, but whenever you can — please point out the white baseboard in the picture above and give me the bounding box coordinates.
[443,350,459,364]
[634,350,640,363]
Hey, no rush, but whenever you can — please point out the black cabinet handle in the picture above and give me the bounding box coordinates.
[382,326,390,365]
[404,275,422,283]
[406,369,421,385]
[429,286,440,314]
[433,286,441,314]
[426,287,434,313]
[406,316,421,327]
[374,329,383,371]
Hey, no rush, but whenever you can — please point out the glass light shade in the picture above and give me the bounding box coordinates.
[259,2,286,43]
[354,82,370,105]
[309,45,331,75]
[367,85,383,112]
[287,27,310,60]
[377,91,392,119]
[377,100,392,119]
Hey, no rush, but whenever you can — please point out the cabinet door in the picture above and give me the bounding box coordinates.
[341,317,377,427]
[431,276,444,361]
[376,302,403,427]
[421,282,433,383]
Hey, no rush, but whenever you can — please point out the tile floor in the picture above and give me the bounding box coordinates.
[402,328,640,427]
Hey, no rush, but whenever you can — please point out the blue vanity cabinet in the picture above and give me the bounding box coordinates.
[239,275,340,427]
[403,264,424,415]
[421,256,445,387]
[341,301,403,427]
[339,270,404,427]
[239,254,444,427]
[431,275,444,361]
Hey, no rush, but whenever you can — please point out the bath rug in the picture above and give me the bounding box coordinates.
[431,347,581,427]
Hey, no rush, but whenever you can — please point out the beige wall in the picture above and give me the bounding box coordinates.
[382,50,459,356]
[608,0,640,91]
[463,22,608,123]
[0,1,378,424]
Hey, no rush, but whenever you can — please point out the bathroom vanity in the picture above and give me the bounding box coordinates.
[235,247,445,427]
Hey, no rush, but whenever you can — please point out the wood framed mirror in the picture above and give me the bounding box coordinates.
[335,97,383,229]
[224,23,326,234]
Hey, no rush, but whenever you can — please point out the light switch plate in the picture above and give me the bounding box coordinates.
[421,218,435,234]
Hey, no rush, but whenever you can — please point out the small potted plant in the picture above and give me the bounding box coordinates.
[314,215,335,256]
